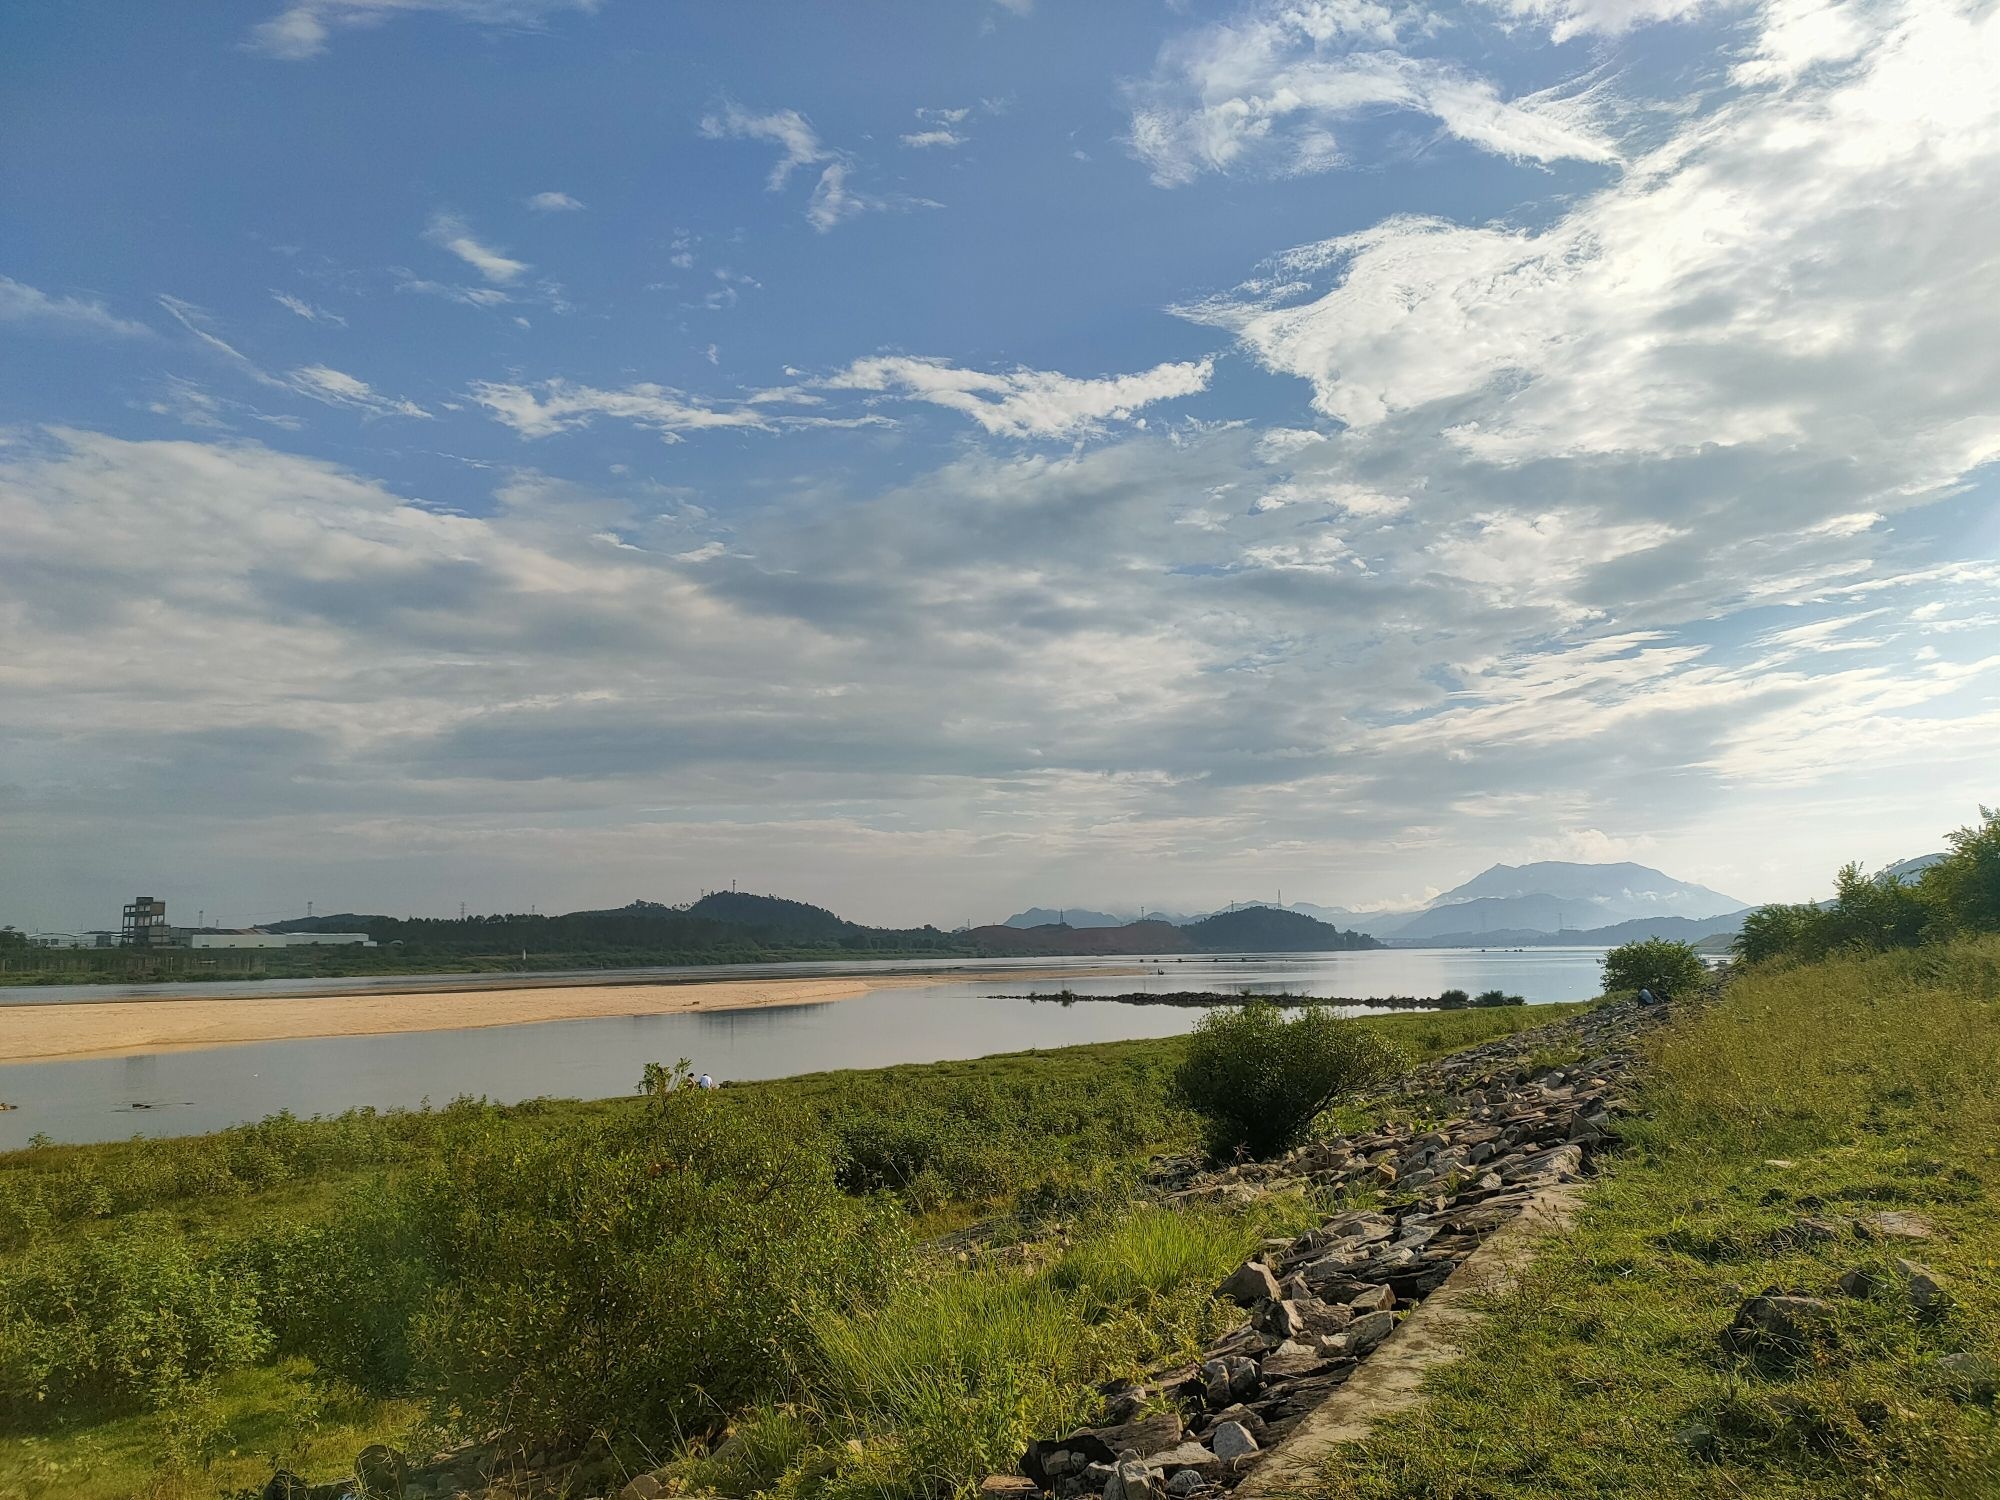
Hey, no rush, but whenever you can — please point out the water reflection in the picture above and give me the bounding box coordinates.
[0,948,1609,1147]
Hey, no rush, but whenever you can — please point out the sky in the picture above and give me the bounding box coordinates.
[2,0,1998,932]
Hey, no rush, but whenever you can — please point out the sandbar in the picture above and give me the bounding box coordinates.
[0,967,1144,1065]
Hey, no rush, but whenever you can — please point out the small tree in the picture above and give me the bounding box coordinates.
[1603,938,1707,1000]
[1918,805,2000,936]
[1175,1003,1405,1159]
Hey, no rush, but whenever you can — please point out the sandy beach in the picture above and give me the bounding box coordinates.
[0,967,1143,1064]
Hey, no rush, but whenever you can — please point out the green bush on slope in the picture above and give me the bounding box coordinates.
[1175,1002,1406,1158]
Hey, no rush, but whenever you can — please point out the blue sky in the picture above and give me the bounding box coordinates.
[3,0,1998,930]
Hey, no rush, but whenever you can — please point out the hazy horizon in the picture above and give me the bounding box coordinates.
[5,0,1996,933]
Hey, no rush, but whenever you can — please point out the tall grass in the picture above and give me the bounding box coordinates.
[803,1205,1304,1500]
[1646,936,2000,1156]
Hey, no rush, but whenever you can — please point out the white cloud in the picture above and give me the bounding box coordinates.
[393,274,513,307]
[1127,1,1617,186]
[901,129,966,149]
[288,365,430,419]
[247,0,601,61]
[271,290,347,325]
[821,354,1216,438]
[0,275,150,337]
[1182,0,2000,486]
[470,379,783,441]
[806,162,872,232]
[698,103,911,232]
[699,104,834,190]
[423,212,529,283]
[526,190,586,211]
[1474,0,1725,42]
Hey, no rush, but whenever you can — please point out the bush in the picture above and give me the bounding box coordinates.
[1473,989,1523,1007]
[0,1221,270,1418]
[1174,1003,1405,1158]
[1603,939,1708,1000]
[1437,988,1470,1007]
[399,1065,905,1451]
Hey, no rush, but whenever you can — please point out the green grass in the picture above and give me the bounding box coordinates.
[1309,937,2000,1500]
[0,1001,1589,1498]
[698,1201,1319,1500]
[0,1362,415,1500]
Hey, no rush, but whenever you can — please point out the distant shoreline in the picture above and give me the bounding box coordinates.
[0,965,1149,1066]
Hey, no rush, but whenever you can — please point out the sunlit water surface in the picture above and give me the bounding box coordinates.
[0,948,1608,1146]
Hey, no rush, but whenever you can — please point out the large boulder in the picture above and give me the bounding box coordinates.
[1209,1421,1260,1461]
[1217,1260,1282,1307]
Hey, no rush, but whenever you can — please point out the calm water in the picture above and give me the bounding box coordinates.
[0,948,1607,1147]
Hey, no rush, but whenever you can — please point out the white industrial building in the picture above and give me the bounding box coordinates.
[191,930,375,949]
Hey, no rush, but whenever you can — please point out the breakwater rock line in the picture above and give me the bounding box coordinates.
[1009,990,1525,1012]
[987,992,1669,1500]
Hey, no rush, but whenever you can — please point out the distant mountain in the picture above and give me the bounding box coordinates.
[1001,907,1130,929]
[988,860,1751,949]
[1428,861,1747,920]
[1882,853,1945,881]
[1415,911,1752,949]
[970,907,1379,957]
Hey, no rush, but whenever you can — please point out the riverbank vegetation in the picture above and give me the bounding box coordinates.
[1310,944,2000,1496]
[0,1002,1583,1499]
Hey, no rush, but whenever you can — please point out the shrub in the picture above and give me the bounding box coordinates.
[1603,938,1708,1000]
[1473,989,1523,1007]
[1174,1003,1405,1158]
[400,1065,905,1451]
[0,1221,270,1418]
[1437,988,1470,1007]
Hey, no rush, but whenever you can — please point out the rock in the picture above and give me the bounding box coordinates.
[1199,1356,1261,1407]
[1103,1458,1164,1500]
[1209,1421,1259,1461]
[1218,1260,1282,1307]
[1258,1340,1324,1378]
[1087,1411,1183,1458]
[1501,1143,1584,1185]
[980,1478,1043,1500]
[1722,1293,1835,1355]
[1863,1210,1934,1241]
[1372,1161,1399,1186]
[1164,1468,1210,1498]
[1348,1284,1396,1313]
[355,1445,407,1500]
[1894,1258,1948,1314]
[618,1476,666,1500]
[1344,1309,1397,1356]
[1936,1352,1998,1403]
[1839,1259,1946,1315]
[1203,1404,1267,1441]
[1675,1422,1719,1460]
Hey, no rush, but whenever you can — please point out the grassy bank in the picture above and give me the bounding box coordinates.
[1311,936,2000,1500]
[0,1001,1584,1500]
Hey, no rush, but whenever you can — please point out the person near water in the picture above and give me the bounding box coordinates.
[696,1073,716,1089]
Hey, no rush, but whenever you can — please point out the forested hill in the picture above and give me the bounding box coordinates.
[259,892,1380,965]
[1182,905,1381,951]
[968,906,1381,956]
[265,896,963,957]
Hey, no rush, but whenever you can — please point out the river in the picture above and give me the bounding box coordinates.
[0,947,1609,1147]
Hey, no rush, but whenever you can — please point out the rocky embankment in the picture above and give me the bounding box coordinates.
[1015,991,1524,1012]
[982,993,1670,1500]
